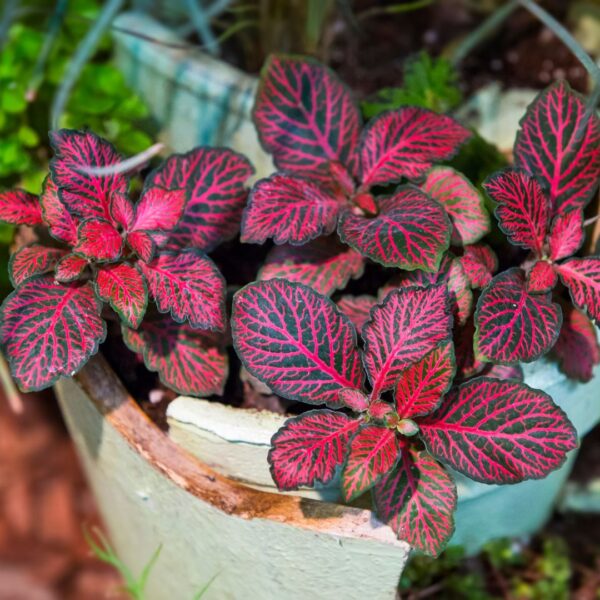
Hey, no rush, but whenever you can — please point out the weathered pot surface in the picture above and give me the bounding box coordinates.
[55,355,410,600]
[167,355,600,554]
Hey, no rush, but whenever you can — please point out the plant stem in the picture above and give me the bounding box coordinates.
[518,0,600,111]
[451,0,520,65]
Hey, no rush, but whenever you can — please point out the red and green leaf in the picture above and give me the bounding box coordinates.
[338,388,369,412]
[459,244,498,289]
[55,254,88,282]
[9,245,65,287]
[454,316,485,379]
[385,256,473,326]
[148,148,253,251]
[268,410,361,490]
[39,176,78,245]
[242,174,343,245]
[110,193,135,230]
[484,170,550,256]
[232,279,364,407]
[0,276,106,391]
[0,189,42,226]
[258,237,364,296]
[475,268,562,363]
[549,209,584,261]
[362,285,452,398]
[422,167,489,245]
[122,314,228,396]
[139,249,226,331]
[95,263,147,328]
[527,260,557,294]
[73,218,123,262]
[553,306,600,382]
[341,425,400,502]
[359,108,470,188]
[514,81,600,213]
[49,129,127,220]
[253,55,361,177]
[338,186,451,271]
[557,257,600,321]
[131,187,185,234]
[420,377,577,484]
[127,231,155,263]
[395,343,455,419]
[373,446,456,557]
[336,294,377,335]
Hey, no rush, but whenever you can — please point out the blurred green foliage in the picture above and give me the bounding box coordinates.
[361,52,463,119]
[0,0,153,195]
[401,537,574,599]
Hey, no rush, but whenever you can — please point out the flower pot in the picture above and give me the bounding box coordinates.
[166,356,600,555]
[54,356,410,600]
[112,12,273,178]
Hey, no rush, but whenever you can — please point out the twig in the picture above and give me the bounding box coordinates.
[357,0,434,21]
[80,143,164,176]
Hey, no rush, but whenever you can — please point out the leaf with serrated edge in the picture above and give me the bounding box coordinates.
[484,170,550,256]
[460,244,498,289]
[0,276,106,391]
[0,189,42,225]
[341,425,400,502]
[147,147,253,252]
[242,174,343,245]
[232,279,364,407]
[553,306,600,382]
[40,176,78,244]
[527,260,557,294]
[359,108,470,188]
[420,377,577,484]
[139,249,225,331]
[549,209,584,261]
[95,263,147,328]
[422,167,489,245]
[49,129,127,220]
[55,254,88,282]
[74,219,123,262]
[336,295,378,335]
[395,343,455,419]
[253,55,361,177]
[122,315,227,396]
[514,81,600,213]
[338,186,451,271]
[475,268,562,363]
[9,245,65,287]
[362,285,452,399]
[557,257,600,321]
[259,237,364,296]
[268,409,361,490]
[373,446,456,557]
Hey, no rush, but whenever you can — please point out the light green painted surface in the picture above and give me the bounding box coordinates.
[56,377,409,600]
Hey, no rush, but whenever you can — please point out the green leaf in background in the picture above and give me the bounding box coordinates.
[362,52,463,118]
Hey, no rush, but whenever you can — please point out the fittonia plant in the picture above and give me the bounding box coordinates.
[0,129,253,394]
[231,278,577,556]
[0,51,598,560]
